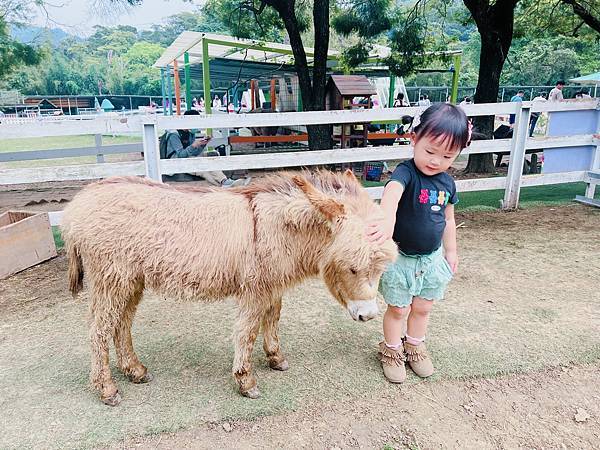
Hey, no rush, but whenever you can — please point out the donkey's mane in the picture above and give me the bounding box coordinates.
[95,170,366,201]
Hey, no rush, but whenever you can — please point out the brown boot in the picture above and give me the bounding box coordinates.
[377,341,407,383]
[404,341,434,378]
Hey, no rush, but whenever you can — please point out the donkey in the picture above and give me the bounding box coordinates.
[61,170,397,406]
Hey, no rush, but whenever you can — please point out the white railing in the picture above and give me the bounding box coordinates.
[1,100,599,215]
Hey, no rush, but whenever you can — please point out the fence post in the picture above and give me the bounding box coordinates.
[502,103,531,210]
[142,122,162,182]
[584,108,600,198]
[95,134,104,163]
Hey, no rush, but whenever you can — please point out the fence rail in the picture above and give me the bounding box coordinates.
[1,100,599,214]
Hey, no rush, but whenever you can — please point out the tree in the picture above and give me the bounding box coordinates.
[0,1,43,80]
[561,0,600,34]
[462,0,519,173]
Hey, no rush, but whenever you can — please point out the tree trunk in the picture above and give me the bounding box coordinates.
[275,0,332,150]
[463,0,516,174]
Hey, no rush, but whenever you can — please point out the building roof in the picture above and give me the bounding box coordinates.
[153,32,340,69]
[327,75,377,96]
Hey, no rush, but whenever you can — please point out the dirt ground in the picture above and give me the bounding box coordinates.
[1,193,599,449]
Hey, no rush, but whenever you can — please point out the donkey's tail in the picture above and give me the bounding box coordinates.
[67,242,84,297]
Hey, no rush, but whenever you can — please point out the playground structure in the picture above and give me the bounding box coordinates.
[152,32,462,116]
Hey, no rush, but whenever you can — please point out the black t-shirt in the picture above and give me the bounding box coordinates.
[388,159,458,255]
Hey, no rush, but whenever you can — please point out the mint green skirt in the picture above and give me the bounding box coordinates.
[379,246,454,307]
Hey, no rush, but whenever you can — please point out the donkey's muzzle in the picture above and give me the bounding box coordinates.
[347,299,379,322]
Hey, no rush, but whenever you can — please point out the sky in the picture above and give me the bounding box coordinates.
[32,0,204,35]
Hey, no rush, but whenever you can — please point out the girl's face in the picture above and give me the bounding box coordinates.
[412,133,461,176]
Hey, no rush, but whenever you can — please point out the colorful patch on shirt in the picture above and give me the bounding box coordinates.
[418,189,451,206]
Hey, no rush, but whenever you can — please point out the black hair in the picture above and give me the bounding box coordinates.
[396,92,404,100]
[517,90,525,94]
[557,80,566,85]
[413,103,470,151]
[179,109,201,145]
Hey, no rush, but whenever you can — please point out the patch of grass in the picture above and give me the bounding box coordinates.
[364,180,599,210]
[52,227,63,250]
[0,134,142,169]
[0,134,140,153]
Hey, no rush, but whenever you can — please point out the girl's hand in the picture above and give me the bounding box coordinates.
[366,219,394,245]
[445,251,459,273]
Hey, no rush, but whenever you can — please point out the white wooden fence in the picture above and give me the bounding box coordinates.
[1,101,599,222]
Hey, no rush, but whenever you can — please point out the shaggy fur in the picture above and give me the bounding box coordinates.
[61,170,397,405]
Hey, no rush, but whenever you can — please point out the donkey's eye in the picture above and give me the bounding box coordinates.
[350,268,357,275]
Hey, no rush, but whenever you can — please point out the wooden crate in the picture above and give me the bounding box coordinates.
[0,211,57,279]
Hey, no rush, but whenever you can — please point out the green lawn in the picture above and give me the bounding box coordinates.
[52,227,64,250]
[0,134,141,153]
[0,134,142,168]
[364,180,598,211]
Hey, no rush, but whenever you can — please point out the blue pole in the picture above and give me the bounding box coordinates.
[160,68,167,116]
[166,65,173,116]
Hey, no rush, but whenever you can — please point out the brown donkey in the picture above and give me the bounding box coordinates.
[61,170,397,406]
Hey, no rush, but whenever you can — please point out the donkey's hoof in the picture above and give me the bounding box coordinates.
[102,391,122,407]
[269,359,289,371]
[129,371,154,384]
[242,386,261,399]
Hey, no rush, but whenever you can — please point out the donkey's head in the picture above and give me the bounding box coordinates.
[291,172,397,322]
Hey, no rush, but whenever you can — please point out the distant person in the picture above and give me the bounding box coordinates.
[548,80,565,102]
[393,92,409,107]
[575,89,592,100]
[459,96,472,106]
[417,95,430,107]
[509,90,525,125]
[161,109,249,187]
[212,95,222,109]
[529,92,547,137]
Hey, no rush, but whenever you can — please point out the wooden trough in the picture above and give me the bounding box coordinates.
[0,211,57,279]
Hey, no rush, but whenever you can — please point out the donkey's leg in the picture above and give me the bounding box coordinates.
[261,295,288,371]
[89,285,125,406]
[113,280,153,384]
[232,299,265,399]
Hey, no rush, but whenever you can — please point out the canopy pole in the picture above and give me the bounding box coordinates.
[160,67,167,116]
[173,60,182,115]
[166,65,173,116]
[184,52,192,111]
[270,79,276,111]
[388,72,396,108]
[450,54,461,104]
[202,38,212,115]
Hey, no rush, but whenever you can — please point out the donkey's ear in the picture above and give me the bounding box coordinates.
[292,175,345,221]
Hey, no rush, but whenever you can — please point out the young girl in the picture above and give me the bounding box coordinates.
[367,103,471,383]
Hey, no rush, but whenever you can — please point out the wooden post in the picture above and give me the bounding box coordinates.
[502,103,531,210]
[142,122,161,182]
[95,134,104,163]
[173,60,182,116]
[251,80,256,110]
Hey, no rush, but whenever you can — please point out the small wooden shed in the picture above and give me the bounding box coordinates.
[326,75,377,148]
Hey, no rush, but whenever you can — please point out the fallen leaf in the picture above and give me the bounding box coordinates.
[574,408,590,423]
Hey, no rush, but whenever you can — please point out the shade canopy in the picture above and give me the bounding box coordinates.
[569,72,600,85]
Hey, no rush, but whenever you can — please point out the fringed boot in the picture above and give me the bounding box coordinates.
[377,341,407,383]
[404,341,434,378]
